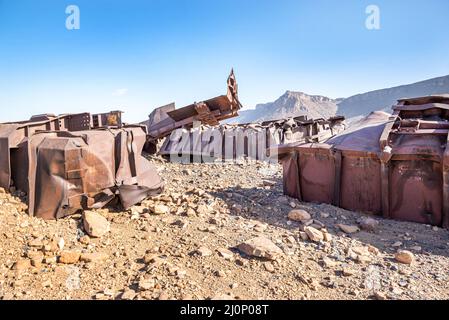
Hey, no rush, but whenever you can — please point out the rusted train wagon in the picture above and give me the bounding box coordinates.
[0,111,123,190]
[276,95,449,227]
[0,112,164,219]
[25,127,164,219]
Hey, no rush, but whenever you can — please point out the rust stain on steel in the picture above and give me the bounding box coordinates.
[0,111,164,219]
[143,70,242,145]
[276,94,449,228]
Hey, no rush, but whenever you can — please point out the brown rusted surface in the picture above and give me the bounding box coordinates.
[158,116,346,162]
[25,127,163,219]
[0,111,163,219]
[276,111,392,212]
[143,70,242,148]
[0,111,124,191]
[276,95,449,227]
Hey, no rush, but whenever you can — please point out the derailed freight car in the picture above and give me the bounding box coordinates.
[0,111,123,190]
[276,95,449,228]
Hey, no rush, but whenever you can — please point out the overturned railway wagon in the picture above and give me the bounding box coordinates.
[0,111,124,190]
[276,94,449,228]
[0,112,164,219]
[159,116,346,162]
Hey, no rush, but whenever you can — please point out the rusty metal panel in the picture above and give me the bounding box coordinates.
[65,113,92,131]
[281,152,302,200]
[397,94,449,105]
[0,124,25,189]
[26,127,164,219]
[340,155,382,214]
[389,160,442,225]
[92,110,123,128]
[144,103,176,139]
[0,138,12,188]
[298,145,335,204]
[115,126,165,208]
[10,140,32,195]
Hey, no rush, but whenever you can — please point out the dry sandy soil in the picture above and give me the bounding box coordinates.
[0,156,448,300]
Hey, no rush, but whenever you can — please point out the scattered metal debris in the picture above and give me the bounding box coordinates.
[276,94,449,227]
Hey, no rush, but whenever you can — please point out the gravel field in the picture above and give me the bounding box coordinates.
[0,156,448,300]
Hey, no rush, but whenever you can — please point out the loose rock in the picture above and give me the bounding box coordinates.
[195,246,213,257]
[337,224,360,234]
[237,237,283,260]
[151,204,169,215]
[264,262,275,273]
[80,252,109,263]
[217,248,234,260]
[83,211,110,238]
[359,217,379,232]
[13,259,31,273]
[395,250,415,265]
[304,226,324,242]
[138,278,155,291]
[121,289,137,300]
[288,209,311,223]
[59,251,80,264]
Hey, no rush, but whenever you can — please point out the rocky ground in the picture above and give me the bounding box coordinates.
[0,156,448,300]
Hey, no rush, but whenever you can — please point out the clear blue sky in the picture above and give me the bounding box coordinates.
[1,0,449,123]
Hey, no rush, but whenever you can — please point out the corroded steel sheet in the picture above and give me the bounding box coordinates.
[26,127,164,219]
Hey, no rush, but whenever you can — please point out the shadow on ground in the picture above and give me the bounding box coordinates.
[209,178,449,259]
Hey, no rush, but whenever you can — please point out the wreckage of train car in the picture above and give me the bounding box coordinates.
[275,94,449,228]
[0,112,164,219]
[158,115,346,162]
[142,70,243,153]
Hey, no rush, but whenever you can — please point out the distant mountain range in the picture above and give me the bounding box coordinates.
[232,75,449,123]
[234,91,341,123]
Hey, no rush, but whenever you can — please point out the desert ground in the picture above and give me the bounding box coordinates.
[0,155,448,300]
